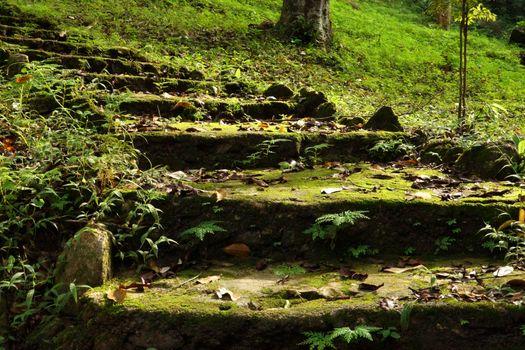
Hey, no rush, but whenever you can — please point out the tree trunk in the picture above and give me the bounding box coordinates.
[278,0,332,45]
[435,0,452,30]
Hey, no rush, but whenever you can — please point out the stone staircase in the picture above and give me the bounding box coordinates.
[2,4,525,350]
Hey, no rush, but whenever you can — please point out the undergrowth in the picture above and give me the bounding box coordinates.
[0,62,173,345]
[5,0,525,140]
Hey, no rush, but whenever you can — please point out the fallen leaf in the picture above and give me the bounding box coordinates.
[215,287,239,301]
[505,279,525,288]
[382,265,426,274]
[255,259,268,271]
[185,127,205,132]
[405,191,432,201]
[174,100,193,109]
[520,208,525,224]
[379,297,398,310]
[493,266,514,277]
[215,189,227,202]
[107,287,127,303]
[15,75,32,84]
[339,267,368,281]
[258,122,269,129]
[196,275,221,285]
[148,259,161,273]
[223,243,251,257]
[276,275,290,285]
[318,286,349,300]
[358,282,384,291]
[321,187,343,194]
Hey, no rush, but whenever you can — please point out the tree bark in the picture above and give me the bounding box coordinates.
[278,0,332,45]
[435,0,452,30]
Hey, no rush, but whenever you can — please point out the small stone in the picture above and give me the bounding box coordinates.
[455,143,517,179]
[339,116,364,127]
[224,81,247,94]
[263,83,294,99]
[188,69,205,80]
[295,88,327,117]
[509,27,525,47]
[364,106,403,132]
[313,101,336,118]
[55,223,112,292]
[6,53,29,77]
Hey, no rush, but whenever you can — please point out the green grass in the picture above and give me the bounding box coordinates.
[7,0,525,139]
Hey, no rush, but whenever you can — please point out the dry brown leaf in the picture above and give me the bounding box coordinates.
[15,75,32,84]
[215,189,227,202]
[223,243,251,257]
[196,275,221,285]
[107,287,127,303]
[358,282,384,291]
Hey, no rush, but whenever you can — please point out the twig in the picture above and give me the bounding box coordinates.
[174,274,201,289]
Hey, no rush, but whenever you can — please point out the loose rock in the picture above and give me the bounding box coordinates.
[264,83,294,99]
[55,223,112,291]
[6,53,29,77]
[364,106,403,132]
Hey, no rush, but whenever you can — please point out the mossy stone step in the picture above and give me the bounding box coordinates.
[34,259,525,350]
[130,128,409,169]
[0,24,79,41]
[13,48,167,76]
[109,94,295,120]
[120,164,520,258]
[0,14,56,29]
[80,73,213,94]
[0,35,150,61]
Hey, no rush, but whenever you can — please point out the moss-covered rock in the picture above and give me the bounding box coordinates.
[55,223,112,290]
[263,83,294,99]
[364,106,403,132]
[455,143,516,179]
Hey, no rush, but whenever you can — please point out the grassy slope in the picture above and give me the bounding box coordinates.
[9,0,525,139]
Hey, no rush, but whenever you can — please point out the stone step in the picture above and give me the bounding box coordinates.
[37,258,525,350]
[7,48,169,76]
[130,126,410,169]
[79,72,213,94]
[0,23,88,41]
[0,14,55,29]
[123,164,520,259]
[0,35,149,60]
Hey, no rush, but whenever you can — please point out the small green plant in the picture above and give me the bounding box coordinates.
[303,143,332,166]
[504,135,525,181]
[304,210,369,248]
[434,236,456,254]
[447,218,462,234]
[272,264,306,277]
[347,244,378,259]
[480,212,525,264]
[238,138,292,167]
[521,324,525,336]
[180,221,227,241]
[400,303,413,331]
[403,246,416,255]
[300,325,398,350]
[368,139,415,161]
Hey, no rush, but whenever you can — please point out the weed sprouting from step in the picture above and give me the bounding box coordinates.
[480,209,525,265]
[303,143,331,166]
[304,210,369,249]
[300,325,399,350]
[368,138,415,162]
[237,138,292,167]
[180,220,226,241]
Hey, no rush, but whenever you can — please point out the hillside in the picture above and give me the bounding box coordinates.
[6,0,525,139]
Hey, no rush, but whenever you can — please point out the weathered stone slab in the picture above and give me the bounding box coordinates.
[55,224,112,289]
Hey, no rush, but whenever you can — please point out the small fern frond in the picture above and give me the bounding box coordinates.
[315,210,369,226]
[299,331,336,350]
[180,221,226,241]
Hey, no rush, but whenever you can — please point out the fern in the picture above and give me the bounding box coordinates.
[315,210,369,226]
[330,325,381,343]
[304,210,369,245]
[180,221,226,241]
[299,331,335,350]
